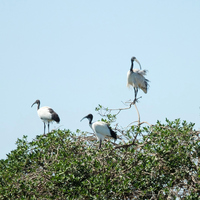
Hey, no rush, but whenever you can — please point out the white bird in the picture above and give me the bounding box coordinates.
[127,56,149,104]
[81,114,117,149]
[31,99,60,134]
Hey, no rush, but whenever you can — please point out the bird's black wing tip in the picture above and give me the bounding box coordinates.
[108,126,117,140]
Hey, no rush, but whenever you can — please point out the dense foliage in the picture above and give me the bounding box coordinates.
[0,117,199,199]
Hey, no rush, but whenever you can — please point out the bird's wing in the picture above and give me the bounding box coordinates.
[92,121,111,136]
[92,121,117,139]
[127,71,143,87]
[132,68,140,73]
[37,106,52,121]
[128,71,149,93]
[48,108,60,123]
[133,69,148,76]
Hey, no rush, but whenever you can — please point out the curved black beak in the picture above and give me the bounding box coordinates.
[80,116,87,122]
[31,101,36,107]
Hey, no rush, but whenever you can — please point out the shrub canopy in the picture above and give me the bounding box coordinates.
[0,118,199,199]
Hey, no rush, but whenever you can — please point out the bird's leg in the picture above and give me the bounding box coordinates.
[44,122,46,135]
[99,139,102,149]
[48,122,50,133]
[133,88,138,104]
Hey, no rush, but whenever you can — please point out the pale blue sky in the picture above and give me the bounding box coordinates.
[1,0,200,159]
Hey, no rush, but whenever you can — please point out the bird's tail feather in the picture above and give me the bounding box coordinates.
[108,126,117,140]
[141,79,150,93]
[52,113,60,123]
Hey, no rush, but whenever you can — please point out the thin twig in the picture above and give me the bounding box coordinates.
[105,101,148,127]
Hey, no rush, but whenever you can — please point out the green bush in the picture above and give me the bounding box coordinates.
[0,118,199,199]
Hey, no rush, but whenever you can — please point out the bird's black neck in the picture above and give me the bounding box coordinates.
[130,60,134,71]
[37,102,40,110]
[88,117,92,125]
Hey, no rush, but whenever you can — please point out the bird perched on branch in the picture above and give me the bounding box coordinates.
[81,114,117,149]
[31,99,60,134]
[127,56,149,104]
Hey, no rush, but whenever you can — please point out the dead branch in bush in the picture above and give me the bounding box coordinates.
[98,100,152,127]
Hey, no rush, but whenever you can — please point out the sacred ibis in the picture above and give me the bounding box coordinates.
[127,56,149,104]
[81,114,117,149]
[31,99,60,134]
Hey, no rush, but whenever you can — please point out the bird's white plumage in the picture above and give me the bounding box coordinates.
[126,56,149,104]
[37,106,53,123]
[81,114,117,149]
[31,99,60,134]
[127,69,148,93]
[90,121,112,141]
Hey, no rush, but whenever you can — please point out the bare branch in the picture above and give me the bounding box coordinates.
[97,99,153,129]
